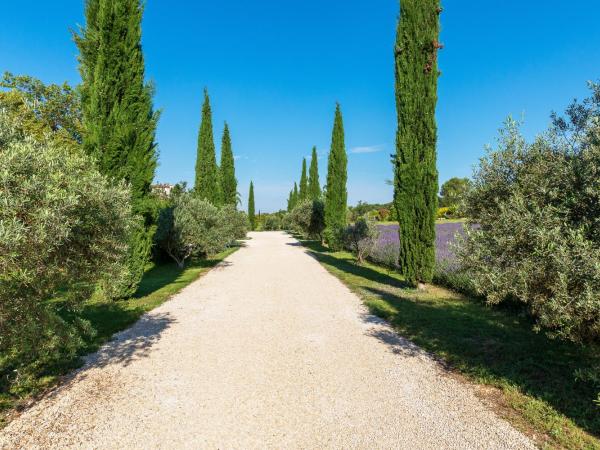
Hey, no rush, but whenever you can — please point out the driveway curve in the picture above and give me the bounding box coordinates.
[0,231,533,449]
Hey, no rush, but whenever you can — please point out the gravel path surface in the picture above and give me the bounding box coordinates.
[0,232,534,449]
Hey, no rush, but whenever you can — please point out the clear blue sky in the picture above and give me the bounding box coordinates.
[2,1,599,212]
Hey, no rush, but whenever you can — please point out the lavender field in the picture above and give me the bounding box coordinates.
[371,222,465,268]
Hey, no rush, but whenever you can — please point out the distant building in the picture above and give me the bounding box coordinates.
[151,183,174,198]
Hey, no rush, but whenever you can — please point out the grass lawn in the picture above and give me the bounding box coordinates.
[0,244,241,426]
[298,238,600,450]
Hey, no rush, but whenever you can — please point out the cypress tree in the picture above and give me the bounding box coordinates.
[195,89,220,205]
[308,146,321,200]
[287,189,294,212]
[220,122,237,207]
[324,103,347,246]
[393,0,441,286]
[299,158,308,200]
[248,181,256,231]
[292,182,299,209]
[76,0,159,296]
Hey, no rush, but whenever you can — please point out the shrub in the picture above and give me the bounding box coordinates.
[457,94,600,344]
[343,217,380,263]
[281,213,294,231]
[289,199,325,240]
[370,236,399,269]
[263,215,281,231]
[436,207,450,219]
[323,225,345,251]
[155,194,237,267]
[220,205,248,240]
[377,208,390,221]
[0,111,133,390]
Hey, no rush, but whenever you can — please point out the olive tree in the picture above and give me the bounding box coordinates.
[0,111,133,388]
[155,194,237,268]
[289,199,325,240]
[343,217,380,264]
[458,85,600,344]
[220,205,248,241]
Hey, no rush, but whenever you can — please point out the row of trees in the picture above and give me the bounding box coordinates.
[287,146,322,211]
[285,104,348,248]
[194,90,238,207]
[191,89,258,233]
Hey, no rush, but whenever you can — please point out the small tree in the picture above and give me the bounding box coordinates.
[264,215,282,231]
[343,217,380,264]
[155,194,234,268]
[289,199,326,240]
[220,205,248,240]
[248,181,256,230]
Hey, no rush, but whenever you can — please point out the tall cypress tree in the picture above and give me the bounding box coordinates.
[76,0,159,296]
[394,0,441,286]
[287,189,294,212]
[324,104,347,246]
[76,0,158,201]
[308,146,321,200]
[220,122,237,207]
[299,158,308,201]
[248,181,256,230]
[292,182,299,209]
[195,89,220,205]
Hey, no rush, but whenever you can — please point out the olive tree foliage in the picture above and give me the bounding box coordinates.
[0,72,82,150]
[439,177,471,208]
[457,84,600,344]
[0,111,134,389]
[288,199,325,239]
[343,217,380,264]
[263,215,282,231]
[220,205,249,240]
[155,194,246,268]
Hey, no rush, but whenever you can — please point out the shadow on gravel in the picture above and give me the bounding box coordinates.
[296,241,409,290]
[360,285,600,439]
[365,325,430,359]
[84,312,176,369]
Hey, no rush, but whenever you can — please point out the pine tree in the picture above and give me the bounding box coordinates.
[220,122,237,207]
[299,158,308,201]
[324,103,347,247]
[393,0,441,286]
[308,146,321,200]
[195,89,220,205]
[76,0,159,297]
[248,181,256,231]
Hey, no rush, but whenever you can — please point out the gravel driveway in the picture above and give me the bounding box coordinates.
[0,232,533,449]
